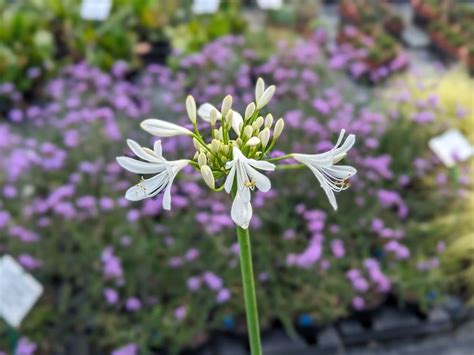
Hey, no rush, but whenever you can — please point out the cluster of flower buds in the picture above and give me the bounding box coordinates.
[117,78,357,228]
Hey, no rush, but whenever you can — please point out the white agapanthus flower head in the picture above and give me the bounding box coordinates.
[116,78,357,228]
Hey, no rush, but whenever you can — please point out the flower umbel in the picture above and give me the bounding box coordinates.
[116,78,356,227]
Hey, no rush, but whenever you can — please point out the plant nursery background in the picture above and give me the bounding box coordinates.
[0,0,473,354]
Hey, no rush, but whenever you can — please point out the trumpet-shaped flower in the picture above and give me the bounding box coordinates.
[224,147,275,227]
[116,139,188,210]
[293,129,357,210]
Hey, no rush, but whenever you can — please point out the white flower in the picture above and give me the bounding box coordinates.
[293,129,357,211]
[197,103,243,135]
[224,146,275,228]
[116,139,188,210]
[231,194,253,229]
[141,119,192,137]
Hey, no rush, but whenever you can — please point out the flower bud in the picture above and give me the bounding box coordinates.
[211,139,220,153]
[245,102,256,120]
[246,137,261,147]
[210,107,218,126]
[253,116,264,130]
[221,95,233,117]
[264,113,273,128]
[186,95,196,124]
[274,118,285,140]
[198,152,207,166]
[200,165,215,189]
[259,128,270,148]
[256,85,276,110]
[216,127,223,140]
[225,110,233,128]
[193,138,201,151]
[255,78,265,102]
[243,125,254,138]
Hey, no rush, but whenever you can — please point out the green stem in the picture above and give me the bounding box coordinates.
[266,154,294,162]
[236,226,262,355]
[276,164,305,170]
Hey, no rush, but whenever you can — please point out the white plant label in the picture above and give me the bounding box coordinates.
[429,129,473,167]
[80,0,112,21]
[0,255,43,328]
[192,0,220,14]
[257,0,283,10]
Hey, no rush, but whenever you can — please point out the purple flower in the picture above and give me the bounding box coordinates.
[104,288,119,305]
[18,254,42,270]
[203,272,223,290]
[111,343,138,355]
[187,276,202,291]
[16,337,37,355]
[174,305,187,320]
[125,297,141,312]
[216,288,231,303]
[330,240,345,258]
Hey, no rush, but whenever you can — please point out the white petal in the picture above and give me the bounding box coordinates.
[309,167,338,210]
[247,159,275,171]
[125,172,168,201]
[333,134,355,156]
[197,103,221,122]
[126,139,163,163]
[116,156,165,174]
[224,165,236,193]
[245,164,272,192]
[231,195,253,229]
[153,140,163,157]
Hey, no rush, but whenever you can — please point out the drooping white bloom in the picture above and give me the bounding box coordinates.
[197,103,243,135]
[141,119,192,137]
[293,130,357,211]
[116,139,188,210]
[224,146,275,228]
[231,193,253,229]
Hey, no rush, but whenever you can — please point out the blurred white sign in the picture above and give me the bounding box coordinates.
[429,129,473,167]
[257,0,283,10]
[192,0,220,14]
[0,255,43,328]
[80,0,112,21]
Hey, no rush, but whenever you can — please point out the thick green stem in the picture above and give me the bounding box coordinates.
[236,226,262,355]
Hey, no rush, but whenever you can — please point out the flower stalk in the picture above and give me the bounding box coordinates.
[236,224,262,355]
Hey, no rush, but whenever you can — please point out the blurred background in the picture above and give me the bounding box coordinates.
[0,0,473,354]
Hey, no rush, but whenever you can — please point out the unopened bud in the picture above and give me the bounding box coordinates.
[211,139,220,153]
[256,85,276,110]
[245,102,256,120]
[264,113,274,128]
[225,110,233,128]
[255,78,265,102]
[274,118,285,140]
[246,137,261,147]
[193,138,201,151]
[253,116,264,130]
[200,165,215,189]
[210,108,218,126]
[243,125,254,138]
[198,152,207,166]
[221,95,233,117]
[186,95,196,124]
[259,128,270,148]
